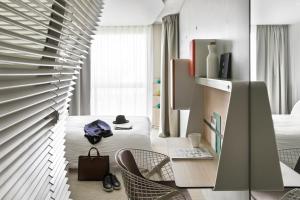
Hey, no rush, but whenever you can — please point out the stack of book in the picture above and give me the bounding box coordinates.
[114,123,132,130]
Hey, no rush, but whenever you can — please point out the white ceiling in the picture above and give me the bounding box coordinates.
[99,0,185,26]
[252,0,300,24]
[157,0,185,22]
[100,0,300,26]
[99,0,164,26]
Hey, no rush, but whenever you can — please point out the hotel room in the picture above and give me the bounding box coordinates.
[0,0,299,200]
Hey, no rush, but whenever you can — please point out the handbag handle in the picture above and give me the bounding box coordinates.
[88,147,100,157]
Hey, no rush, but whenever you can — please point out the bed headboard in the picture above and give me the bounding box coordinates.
[291,101,300,115]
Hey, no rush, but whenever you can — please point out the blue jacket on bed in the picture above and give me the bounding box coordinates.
[84,120,113,144]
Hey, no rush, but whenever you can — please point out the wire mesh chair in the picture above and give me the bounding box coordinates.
[278,148,300,171]
[115,148,191,200]
[277,148,300,200]
[280,189,300,200]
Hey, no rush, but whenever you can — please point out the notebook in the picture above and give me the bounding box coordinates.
[172,147,214,160]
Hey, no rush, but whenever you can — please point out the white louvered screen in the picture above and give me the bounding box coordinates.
[0,0,103,199]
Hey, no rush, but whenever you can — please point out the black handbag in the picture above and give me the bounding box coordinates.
[78,147,109,181]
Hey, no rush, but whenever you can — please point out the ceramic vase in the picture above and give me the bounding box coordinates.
[206,43,219,78]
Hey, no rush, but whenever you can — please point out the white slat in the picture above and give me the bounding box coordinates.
[34,177,52,200]
[0,109,56,145]
[0,81,75,104]
[0,76,59,90]
[0,88,71,117]
[0,92,56,117]
[0,140,51,198]
[3,152,52,200]
[0,0,103,199]
[0,100,65,131]
[0,118,53,159]
[0,68,78,76]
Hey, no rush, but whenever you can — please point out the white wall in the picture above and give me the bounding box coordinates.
[152,24,162,79]
[179,0,250,137]
[288,22,300,110]
[151,24,162,127]
[178,0,250,198]
[179,0,250,79]
[250,25,257,81]
[251,0,300,25]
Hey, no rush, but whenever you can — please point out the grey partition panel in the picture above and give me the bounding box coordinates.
[170,59,195,110]
[0,0,103,199]
[214,82,250,190]
[250,82,283,191]
[186,79,283,191]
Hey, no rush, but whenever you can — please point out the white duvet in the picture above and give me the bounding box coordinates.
[272,114,300,149]
[65,115,152,169]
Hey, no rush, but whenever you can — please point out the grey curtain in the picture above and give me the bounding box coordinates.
[288,23,300,112]
[69,50,91,115]
[256,25,289,114]
[160,14,179,137]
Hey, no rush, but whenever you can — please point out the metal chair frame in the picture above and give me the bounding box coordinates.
[115,148,189,200]
[278,148,300,199]
[278,148,300,170]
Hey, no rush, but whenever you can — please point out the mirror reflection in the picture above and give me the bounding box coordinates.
[251,0,300,199]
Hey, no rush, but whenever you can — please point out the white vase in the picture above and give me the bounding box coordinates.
[206,44,219,78]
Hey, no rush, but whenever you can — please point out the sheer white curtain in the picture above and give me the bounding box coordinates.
[91,26,153,116]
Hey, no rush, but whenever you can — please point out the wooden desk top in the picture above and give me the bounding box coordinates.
[167,138,218,188]
[281,163,300,188]
[167,138,300,189]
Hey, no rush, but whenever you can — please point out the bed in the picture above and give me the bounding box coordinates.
[273,114,300,149]
[65,115,152,169]
[273,101,300,150]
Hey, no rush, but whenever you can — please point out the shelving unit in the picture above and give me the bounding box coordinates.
[152,79,160,128]
[170,51,288,190]
[186,78,284,190]
[195,77,232,92]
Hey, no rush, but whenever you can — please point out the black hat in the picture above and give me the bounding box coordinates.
[113,115,129,124]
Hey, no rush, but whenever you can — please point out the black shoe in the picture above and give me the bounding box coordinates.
[103,174,113,192]
[110,173,121,190]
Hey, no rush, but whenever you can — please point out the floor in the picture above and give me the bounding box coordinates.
[67,130,286,200]
[68,171,127,200]
[67,129,206,200]
[68,170,205,200]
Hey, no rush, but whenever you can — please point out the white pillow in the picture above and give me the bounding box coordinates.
[291,101,300,115]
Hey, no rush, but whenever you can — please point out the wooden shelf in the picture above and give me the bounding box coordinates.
[195,77,232,92]
[187,81,285,190]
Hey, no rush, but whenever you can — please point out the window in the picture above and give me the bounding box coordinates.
[91,26,153,116]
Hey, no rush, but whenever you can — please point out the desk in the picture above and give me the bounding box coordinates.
[251,164,300,199]
[281,163,300,188]
[167,138,218,188]
[167,138,300,189]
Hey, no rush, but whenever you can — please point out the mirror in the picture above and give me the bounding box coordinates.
[251,0,300,198]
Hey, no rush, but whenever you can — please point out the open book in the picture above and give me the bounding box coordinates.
[172,147,214,160]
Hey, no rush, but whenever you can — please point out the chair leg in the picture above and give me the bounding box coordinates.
[144,157,170,179]
[295,158,300,174]
[157,190,185,200]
